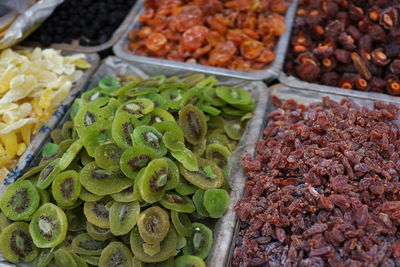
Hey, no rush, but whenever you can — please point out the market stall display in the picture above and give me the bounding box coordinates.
[284,0,400,95]
[0,56,267,266]
[0,46,92,184]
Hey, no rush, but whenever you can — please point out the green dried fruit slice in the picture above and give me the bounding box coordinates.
[0,180,40,221]
[137,206,169,244]
[42,142,60,160]
[164,158,180,191]
[138,159,168,203]
[59,139,83,171]
[132,256,175,266]
[37,158,61,189]
[203,189,230,218]
[54,248,78,267]
[33,248,54,267]
[111,186,136,202]
[143,242,160,256]
[198,104,221,116]
[139,94,169,111]
[130,226,177,263]
[19,165,44,181]
[29,203,67,248]
[0,222,39,263]
[180,158,224,190]
[180,74,206,87]
[192,190,208,217]
[153,121,184,143]
[50,128,63,144]
[178,104,207,145]
[175,175,198,196]
[159,192,195,213]
[112,112,139,150]
[80,162,134,196]
[81,89,109,107]
[0,211,11,234]
[70,251,89,267]
[58,139,74,153]
[126,85,159,97]
[206,132,229,146]
[71,233,110,256]
[87,222,113,241]
[207,116,225,130]
[175,255,205,267]
[67,207,86,232]
[94,142,124,172]
[110,201,140,236]
[74,104,107,134]
[206,143,231,176]
[160,88,183,110]
[111,80,138,97]
[79,187,103,202]
[83,198,110,228]
[171,211,191,237]
[80,148,94,166]
[201,86,225,107]
[99,77,121,95]
[117,99,154,118]
[162,131,185,152]
[190,138,206,157]
[120,145,157,180]
[182,223,213,259]
[224,121,244,140]
[80,120,113,157]
[182,88,202,106]
[99,242,133,267]
[150,108,175,124]
[132,125,167,157]
[102,98,122,118]
[216,86,251,105]
[52,170,81,207]
[232,100,256,111]
[221,105,247,118]
[62,120,75,140]
[80,254,100,265]
[171,148,198,172]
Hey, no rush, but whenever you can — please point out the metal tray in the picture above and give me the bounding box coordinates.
[0,56,269,267]
[227,83,400,266]
[0,52,100,195]
[112,0,298,81]
[22,3,139,53]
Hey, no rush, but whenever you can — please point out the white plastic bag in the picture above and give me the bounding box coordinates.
[0,0,63,49]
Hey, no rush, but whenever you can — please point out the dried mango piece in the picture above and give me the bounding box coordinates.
[0,167,8,184]
[17,143,26,156]
[0,132,17,159]
[0,65,18,94]
[20,124,32,145]
[38,88,53,109]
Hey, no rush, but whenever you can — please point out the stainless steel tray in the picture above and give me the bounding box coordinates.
[0,52,100,195]
[112,0,298,81]
[0,56,269,267]
[23,3,139,53]
[227,83,400,266]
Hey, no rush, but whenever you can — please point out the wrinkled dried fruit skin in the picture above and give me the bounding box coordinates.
[233,96,400,267]
[286,0,400,95]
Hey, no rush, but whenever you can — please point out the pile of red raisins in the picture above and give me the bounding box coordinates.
[233,96,400,266]
[285,0,400,95]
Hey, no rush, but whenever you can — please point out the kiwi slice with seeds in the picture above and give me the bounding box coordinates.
[143,242,160,256]
[99,241,133,267]
[159,192,195,213]
[182,223,213,259]
[174,255,205,267]
[111,186,136,202]
[29,203,67,248]
[192,190,209,217]
[87,222,113,241]
[205,143,231,176]
[160,89,183,110]
[137,206,169,244]
[33,248,55,267]
[37,158,61,189]
[67,207,86,232]
[83,198,110,229]
[117,99,154,118]
[62,121,75,140]
[164,158,180,191]
[79,187,103,202]
[182,88,202,106]
[162,131,185,152]
[206,132,229,146]
[80,120,113,157]
[178,104,207,145]
[139,94,169,111]
[171,211,191,237]
[215,86,251,105]
[150,108,175,124]
[71,233,111,256]
[201,86,225,107]
[19,165,44,182]
[223,121,244,140]
[80,162,134,196]
[0,222,39,263]
[180,74,206,87]
[74,104,107,134]
[130,226,177,263]
[112,112,139,150]
[54,248,78,267]
[52,170,81,207]
[109,201,140,236]
[152,121,184,143]
[120,145,157,180]
[94,142,124,172]
[138,159,168,203]
[0,180,40,221]
[180,158,224,190]
[59,139,84,170]
[132,125,167,157]
[81,89,110,107]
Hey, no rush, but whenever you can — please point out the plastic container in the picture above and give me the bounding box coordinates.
[0,52,100,194]
[113,0,298,81]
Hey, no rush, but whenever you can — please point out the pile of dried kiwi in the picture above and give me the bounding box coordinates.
[0,73,255,266]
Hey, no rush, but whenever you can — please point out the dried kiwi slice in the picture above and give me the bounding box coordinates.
[178,104,207,145]
[79,187,103,202]
[159,192,195,213]
[33,248,54,267]
[74,104,107,133]
[54,248,78,267]
[137,206,169,244]
[99,77,121,94]
[67,207,86,232]
[143,242,160,256]
[198,104,221,116]
[138,159,168,203]
[192,190,208,217]
[207,116,225,131]
[0,180,40,221]
[29,203,67,248]
[70,251,89,267]
[153,121,184,143]
[201,86,225,107]
[0,211,11,234]
[150,108,175,124]
[215,86,251,105]
[37,158,61,189]
[71,233,110,256]
[59,139,74,153]
[0,222,39,263]
[160,88,183,110]
[120,145,157,180]
[111,186,136,202]
[205,143,231,176]
[203,189,230,218]
[80,254,100,265]
[87,222,113,241]
[175,175,198,196]
[190,138,206,157]
[130,226,177,263]
[80,120,113,157]
[175,255,205,267]
[221,105,247,118]
[50,128,63,144]
[80,161,134,196]
[164,158,180,191]
[132,125,167,157]
[99,241,133,267]
[139,94,169,111]
[162,131,185,152]
[62,121,75,140]
[112,112,139,150]
[94,142,124,172]
[81,89,109,107]
[83,198,110,228]
[171,211,191,237]
[182,223,213,259]
[51,170,81,207]
[80,148,94,166]
[180,158,224,189]
[109,201,140,236]
[59,139,84,170]
[171,148,198,172]
[117,99,154,118]
[224,121,244,140]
